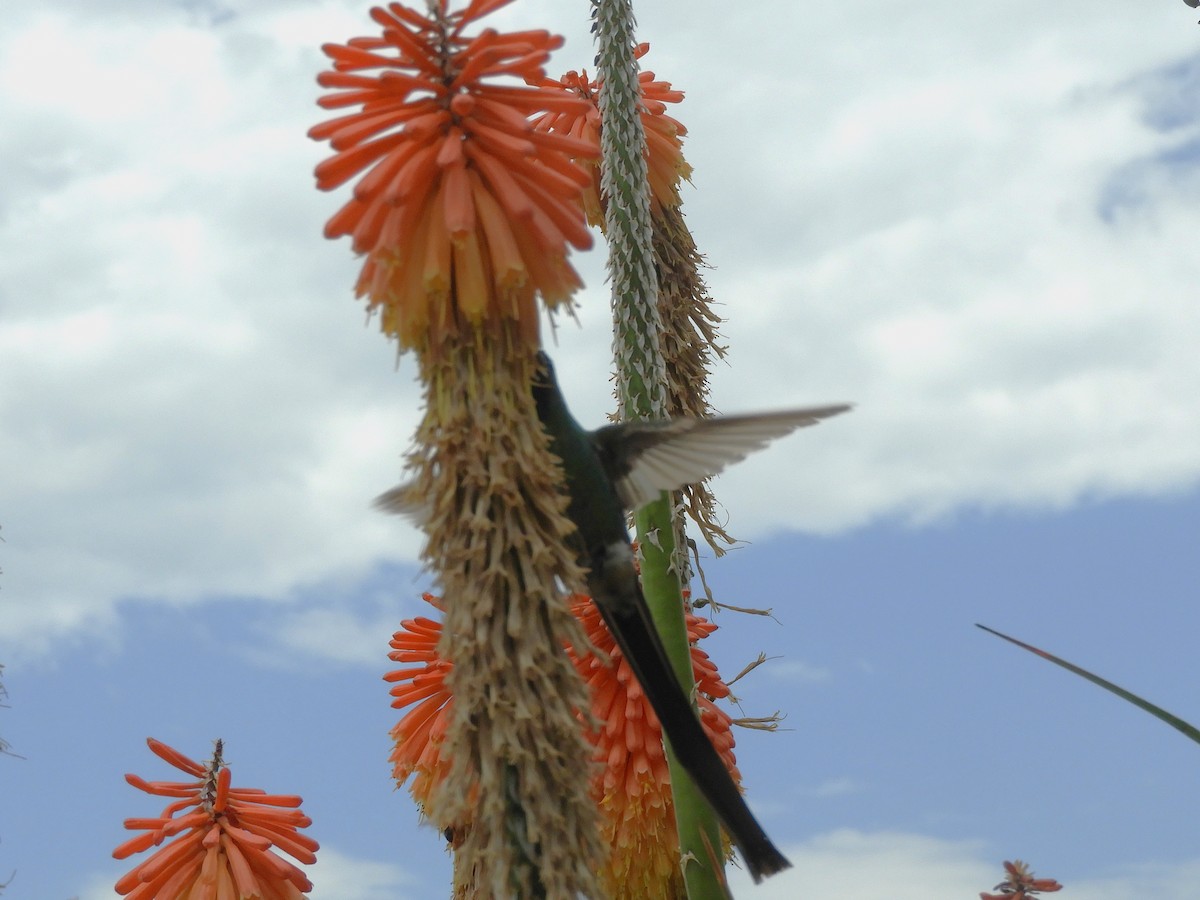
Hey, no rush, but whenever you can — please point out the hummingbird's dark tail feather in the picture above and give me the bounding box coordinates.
[590,553,792,883]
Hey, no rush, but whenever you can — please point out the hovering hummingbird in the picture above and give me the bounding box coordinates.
[377,352,850,883]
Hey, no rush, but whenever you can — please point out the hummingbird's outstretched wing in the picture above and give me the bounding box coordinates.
[374,405,851,520]
[595,404,852,511]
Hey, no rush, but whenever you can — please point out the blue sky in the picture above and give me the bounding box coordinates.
[2,1,1199,898]
[6,494,1200,898]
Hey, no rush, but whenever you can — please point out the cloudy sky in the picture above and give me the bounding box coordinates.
[2,0,1199,897]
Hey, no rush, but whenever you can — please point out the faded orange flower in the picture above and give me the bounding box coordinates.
[114,738,318,900]
[533,43,691,225]
[309,0,598,351]
[386,591,741,898]
[981,859,1064,899]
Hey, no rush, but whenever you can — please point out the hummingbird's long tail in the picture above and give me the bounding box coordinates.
[588,545,792,884]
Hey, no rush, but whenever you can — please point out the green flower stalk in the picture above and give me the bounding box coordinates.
[591,2,727,896]
[532,48,734,577]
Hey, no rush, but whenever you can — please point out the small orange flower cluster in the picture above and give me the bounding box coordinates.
[385,591,740,894]
[568,594,738,804]
[310,0,599,349]
[980,859,1063,899]
[114,738,318,900]
[534,43,692,224]
[384,593,454,808]
[568,594,738,895]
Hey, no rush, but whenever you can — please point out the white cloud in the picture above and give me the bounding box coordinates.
[306,845,422,900]
[1072,858,1200,900]
[307,833,1200,900]
[801,776,865,799]
[253,599,410,667]
[73,828,1200,900]
[727,830,992,899]
[728,830,1200,900]
[2,1,1199,652]
[0,3,424,658]
[75,869,120,900]
[766,658,833,685]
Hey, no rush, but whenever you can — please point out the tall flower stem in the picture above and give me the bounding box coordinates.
[592,1,727,896]
[310,4,606,894]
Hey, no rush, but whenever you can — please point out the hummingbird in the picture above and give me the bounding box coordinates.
[377,352,850,883]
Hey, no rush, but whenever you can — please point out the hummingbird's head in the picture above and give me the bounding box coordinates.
[533,351,555,390]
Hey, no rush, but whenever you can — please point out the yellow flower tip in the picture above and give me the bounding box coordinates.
[115,739,318,899]
[310,2,597,351]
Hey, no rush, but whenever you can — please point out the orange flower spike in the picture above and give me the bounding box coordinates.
[981,859,1063,898]
[310,2,596,352]
[386,591,741,895]
[565,596,741,897]
[385,597,455,800]
[533,43,690,226]
[115,739,317,898]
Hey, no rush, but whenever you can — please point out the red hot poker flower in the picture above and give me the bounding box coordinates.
[567,594,739,898]
[980,859,1064,899]
[533,42,691,225]
[114,738,318,900]
[309,1,599,351]
[385,591,742,898]
[384,593,455,811]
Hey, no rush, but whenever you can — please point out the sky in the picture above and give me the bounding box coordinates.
[1,0,1199,897]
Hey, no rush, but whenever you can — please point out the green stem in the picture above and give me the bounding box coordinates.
[592,1,728,896]
[637,499,728,899]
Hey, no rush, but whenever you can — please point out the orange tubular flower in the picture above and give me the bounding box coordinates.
[980,859,1064,899]
[533,43,691,225]
[386,592,741,898]
[309,0,599,351]
[114,738,318,900]
[567,594,739,899]
[385,593,454,809]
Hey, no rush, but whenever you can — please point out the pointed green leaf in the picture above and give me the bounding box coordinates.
[976,623,1200,745]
